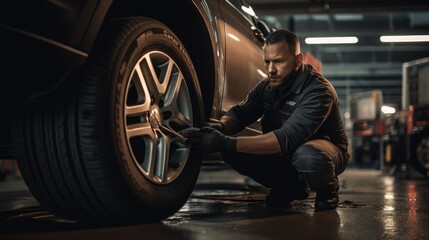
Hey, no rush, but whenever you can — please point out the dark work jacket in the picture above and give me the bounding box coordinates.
[226,64,348,156]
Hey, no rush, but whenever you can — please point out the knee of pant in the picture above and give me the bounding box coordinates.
[292,144,331,172]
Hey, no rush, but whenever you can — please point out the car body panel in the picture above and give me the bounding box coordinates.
[190,0,226,121]
[219,0,267,113]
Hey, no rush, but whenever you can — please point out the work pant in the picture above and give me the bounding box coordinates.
[221,139,349,194]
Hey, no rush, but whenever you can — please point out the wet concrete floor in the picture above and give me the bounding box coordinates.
[0,166,428,240]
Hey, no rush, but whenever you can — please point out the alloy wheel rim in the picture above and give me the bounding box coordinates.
[124,50,193,184]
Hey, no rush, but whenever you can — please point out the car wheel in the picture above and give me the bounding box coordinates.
[13,17,204,223]
[416,137,429,171]
[410,128,429,177]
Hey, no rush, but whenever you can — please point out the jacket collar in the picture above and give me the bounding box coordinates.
[278,64,311,95]
[290,64,311,94]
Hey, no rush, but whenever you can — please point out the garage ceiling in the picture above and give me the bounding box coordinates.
[248,0,429,113]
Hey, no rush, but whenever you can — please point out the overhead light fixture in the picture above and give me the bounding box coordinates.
[381,105,396,115]
[305,36,358,44]
[333,14,363,21]
[380,35,429,43]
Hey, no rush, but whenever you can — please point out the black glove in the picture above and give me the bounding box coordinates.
[203,122,225,133]
[179,127,236,153]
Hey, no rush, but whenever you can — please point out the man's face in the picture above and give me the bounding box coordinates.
[263,41,301,89]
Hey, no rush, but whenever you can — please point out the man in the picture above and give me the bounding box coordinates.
[180,29,349,210]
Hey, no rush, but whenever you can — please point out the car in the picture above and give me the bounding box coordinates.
[0,0,270,223]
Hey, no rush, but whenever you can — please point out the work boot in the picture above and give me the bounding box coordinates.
[315,186,339,211]
[265,180,309,207]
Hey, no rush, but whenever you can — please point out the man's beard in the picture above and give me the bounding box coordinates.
[278,67,298,90]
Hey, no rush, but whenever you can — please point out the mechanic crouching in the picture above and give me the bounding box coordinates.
[180,29,349,210]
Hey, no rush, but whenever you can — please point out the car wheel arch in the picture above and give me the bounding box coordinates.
[104,0,220,121]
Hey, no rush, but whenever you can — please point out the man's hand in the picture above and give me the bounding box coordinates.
[203,122,225,133]
[179,127,236,153]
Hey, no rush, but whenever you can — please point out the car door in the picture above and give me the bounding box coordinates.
[219,0,268,133]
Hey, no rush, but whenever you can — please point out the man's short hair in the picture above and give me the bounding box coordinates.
[265,29,301,55]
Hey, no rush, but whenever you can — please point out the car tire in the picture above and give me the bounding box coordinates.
[412,128,429,176]
[416,136,429,171]
[12,17,204,223]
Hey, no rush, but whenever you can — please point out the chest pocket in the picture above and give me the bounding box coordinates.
[261,95,299,132]
[261,108,293,132]
[278,98,297,124]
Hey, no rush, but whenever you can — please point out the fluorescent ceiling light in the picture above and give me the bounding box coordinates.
[312,14,329,21]
[381,105,396,114]
[380,35,429,43]
[305,37,358,44]
[334,14,363,21]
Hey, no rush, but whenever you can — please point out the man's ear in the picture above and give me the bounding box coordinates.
[296,53,304,68]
